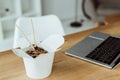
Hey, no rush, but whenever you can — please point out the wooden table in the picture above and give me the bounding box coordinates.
[105,14,120,25]
[1,22,120,80]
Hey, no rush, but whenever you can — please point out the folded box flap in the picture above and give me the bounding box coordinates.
[40,34,64,52]
[12,48,32,58]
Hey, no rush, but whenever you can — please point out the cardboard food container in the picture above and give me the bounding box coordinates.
[12,34,64,79]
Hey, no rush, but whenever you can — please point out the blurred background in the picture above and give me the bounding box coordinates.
[0,0,120,52]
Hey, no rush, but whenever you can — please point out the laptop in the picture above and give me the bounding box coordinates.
[66,32,120,69]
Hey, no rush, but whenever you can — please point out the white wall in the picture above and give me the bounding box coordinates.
[42,0,84,20]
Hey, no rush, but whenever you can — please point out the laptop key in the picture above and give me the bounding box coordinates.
[86,36,120,65]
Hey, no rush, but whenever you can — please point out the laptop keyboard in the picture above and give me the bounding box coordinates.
[86,36,120,65]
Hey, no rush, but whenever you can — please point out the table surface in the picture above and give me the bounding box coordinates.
[1,22,120,80]
[105,14,120,25]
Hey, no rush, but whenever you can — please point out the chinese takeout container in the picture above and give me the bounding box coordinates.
[12,34,64,79]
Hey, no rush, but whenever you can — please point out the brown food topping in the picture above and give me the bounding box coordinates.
[26,46,48,58]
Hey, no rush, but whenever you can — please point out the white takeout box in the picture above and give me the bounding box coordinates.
[12,34,64,79]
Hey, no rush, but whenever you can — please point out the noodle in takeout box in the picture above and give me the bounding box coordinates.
[12,18,64,79]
